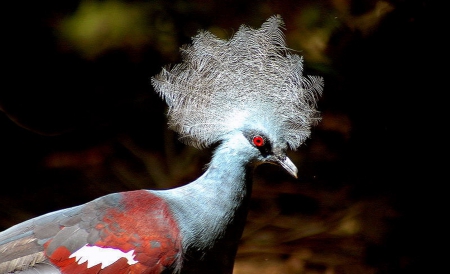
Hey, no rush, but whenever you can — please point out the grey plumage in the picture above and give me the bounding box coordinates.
[152,14,323,150]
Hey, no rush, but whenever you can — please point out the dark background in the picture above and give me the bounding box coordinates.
[1,0,440,273]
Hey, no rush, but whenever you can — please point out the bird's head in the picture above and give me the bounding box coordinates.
[241,129,298,178]
[152,15,323,176]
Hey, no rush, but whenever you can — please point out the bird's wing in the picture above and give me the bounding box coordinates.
[0,190,182,274]
[0,204,83,273]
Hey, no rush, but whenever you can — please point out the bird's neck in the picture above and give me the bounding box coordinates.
[156,135,256,262]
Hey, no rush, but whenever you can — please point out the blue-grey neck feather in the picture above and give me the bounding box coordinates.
[154,132,256,254]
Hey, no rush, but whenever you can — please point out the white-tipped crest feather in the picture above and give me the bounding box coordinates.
[152,15,323,149]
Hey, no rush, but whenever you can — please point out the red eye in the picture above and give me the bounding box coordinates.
[252,136,265,147]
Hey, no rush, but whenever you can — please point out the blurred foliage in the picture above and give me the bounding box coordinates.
[55,0,346,66]
[54,0,396,69]
[58,0,178,60]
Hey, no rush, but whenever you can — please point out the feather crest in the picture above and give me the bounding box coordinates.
[152,15,323,149]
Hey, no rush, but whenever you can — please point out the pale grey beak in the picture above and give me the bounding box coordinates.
[269,154,298,178]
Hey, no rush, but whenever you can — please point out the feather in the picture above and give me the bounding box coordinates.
[0,238,46,273]
[152,15,323,149]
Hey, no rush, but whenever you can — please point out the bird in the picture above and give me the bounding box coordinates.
[0,15,323,274]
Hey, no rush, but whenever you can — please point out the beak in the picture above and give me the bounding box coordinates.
[270,154,298,178]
